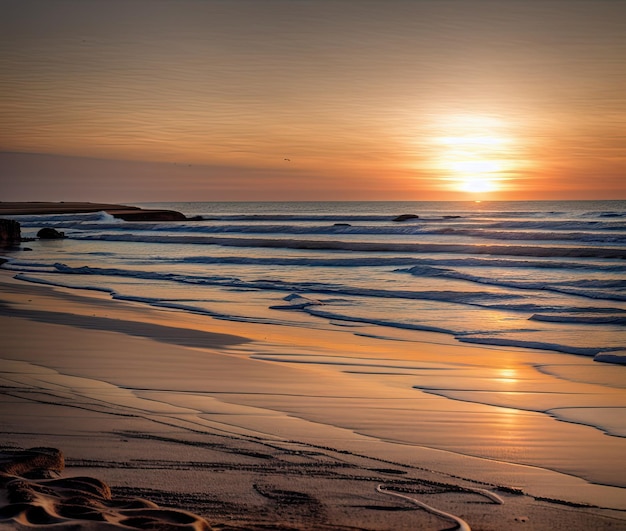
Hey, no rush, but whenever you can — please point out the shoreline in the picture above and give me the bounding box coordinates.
[2,270,626,529]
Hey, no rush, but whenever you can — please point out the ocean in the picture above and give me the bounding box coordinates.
[4,199,626,500]
[4,200,625,362]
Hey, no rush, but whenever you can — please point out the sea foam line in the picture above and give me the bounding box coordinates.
[47,263,520,306]
[399,265,626,302]
[73,233,626,259]
[12,272,624,361]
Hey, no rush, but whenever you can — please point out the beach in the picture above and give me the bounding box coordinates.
[1,201,626,529]
[2,272,626,530]
[4,0,626,525]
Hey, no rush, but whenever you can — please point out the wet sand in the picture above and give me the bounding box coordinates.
[1,271,626,530]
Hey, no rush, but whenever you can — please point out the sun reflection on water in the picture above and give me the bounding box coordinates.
[497,368,519,384]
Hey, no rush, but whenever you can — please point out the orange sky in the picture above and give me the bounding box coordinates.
[1,0,625,202]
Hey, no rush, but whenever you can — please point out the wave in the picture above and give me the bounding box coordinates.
[586,211,626,219]
[161,255,626,272]
[400,265,626,301]
[18,263,623,316]
[306,307,457,335]
[8,255,625,281]
[1,260,60,272]
[456,336,618,357]
[10,210,122,224]
[13,269,626,360]
[59,224,626,245]
[301,307,621,357]
[13,273,116,294]
[432,229,626,244]
[20,217,626,230]
[463,220,626,231]
[201,214,400,222]
[10,262,623,316]
[270,294,324,310]
[486,302,626,314]
[72,233,626,259]
[530,313,626,325]
[11,274,315,328]
[13,210,626,233]
[47,263,520,305]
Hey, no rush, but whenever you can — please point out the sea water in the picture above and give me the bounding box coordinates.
[5,200,626,360]
[5,200,626,499]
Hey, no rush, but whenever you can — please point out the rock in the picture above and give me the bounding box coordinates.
[37,227,66,239]
[392,214,419,222]
[0,218,22,246]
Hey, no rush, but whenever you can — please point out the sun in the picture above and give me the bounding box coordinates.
[445,143,504,194]
[431,116,517,195]
[459,177,494,193]
[439,134,507,194]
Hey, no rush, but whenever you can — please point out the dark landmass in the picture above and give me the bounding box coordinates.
[0,202,188,221]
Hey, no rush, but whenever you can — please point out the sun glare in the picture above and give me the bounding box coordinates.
[431,116,518,196]
[460,178,494,193]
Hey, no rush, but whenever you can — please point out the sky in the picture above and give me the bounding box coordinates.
[1,0,625,202]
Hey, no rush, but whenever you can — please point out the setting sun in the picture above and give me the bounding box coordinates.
[431,116,519,196]
[459,177,495,193]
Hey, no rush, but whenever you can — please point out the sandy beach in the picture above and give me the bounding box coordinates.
[1,266,626,530]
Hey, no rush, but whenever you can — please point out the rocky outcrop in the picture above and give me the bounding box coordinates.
[0,218,21,246]
[393,214,420,222]
[37,227,66,239]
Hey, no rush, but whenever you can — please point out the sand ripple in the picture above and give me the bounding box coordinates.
[0,447,211,530]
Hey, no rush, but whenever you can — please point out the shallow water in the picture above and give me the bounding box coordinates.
[6,200,626,356]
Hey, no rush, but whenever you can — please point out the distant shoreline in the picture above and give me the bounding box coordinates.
[0,201,189,221]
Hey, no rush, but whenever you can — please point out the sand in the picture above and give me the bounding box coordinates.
[0,447,211,529]
[1,270,626,530]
